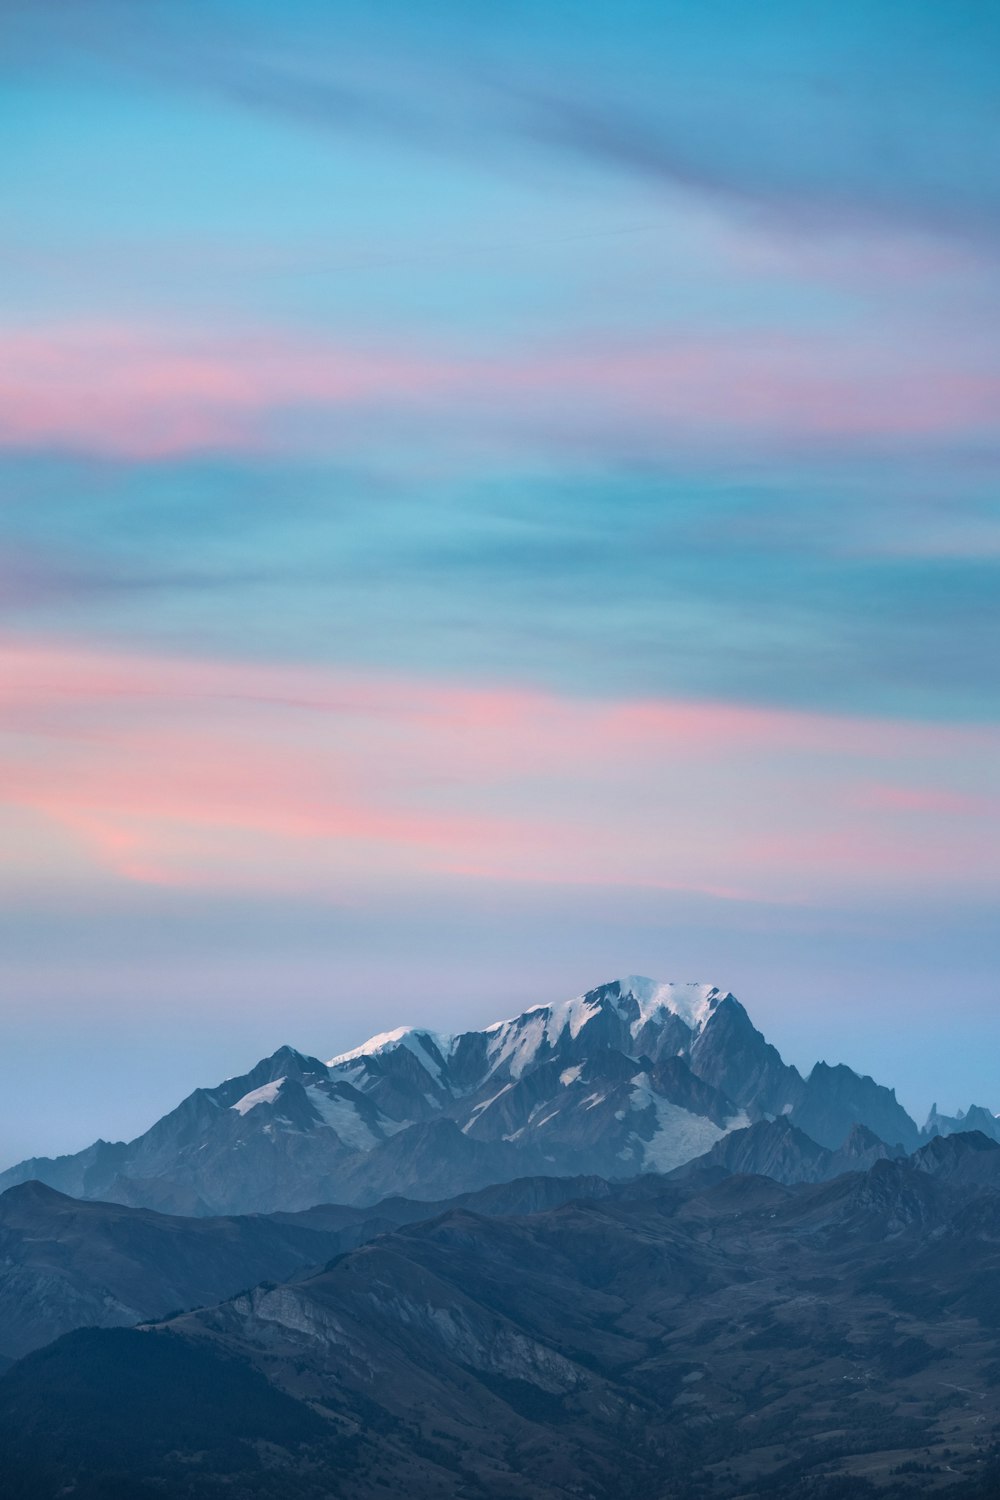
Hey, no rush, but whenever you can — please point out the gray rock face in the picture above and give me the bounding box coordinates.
[687,993,802,1115]
[924,1102,1000,1144]
[0,975,924,1215]
[790,1060,921,1152]
[671,1116,906,1186]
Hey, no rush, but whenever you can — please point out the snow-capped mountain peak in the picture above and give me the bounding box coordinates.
[327,1027,453,1079]
[325,977,731,1095]
[0,971,926,1216]
[608,975,727,1035]
[472,977,727,1082]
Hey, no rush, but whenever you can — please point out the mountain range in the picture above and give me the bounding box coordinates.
[2,970,1000,1498]
[0,1172,619,1362]
[5,1131,1000,1499]
[5,974,983,1218]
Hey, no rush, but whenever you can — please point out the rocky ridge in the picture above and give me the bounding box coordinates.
[0,976,960,1215]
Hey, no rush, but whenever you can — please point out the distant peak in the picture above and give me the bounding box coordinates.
[327,1027,454,1079]
[328,1026,417,1067]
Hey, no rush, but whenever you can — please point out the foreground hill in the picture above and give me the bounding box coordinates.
[0,975,928,1215]
[0,1181,342,1361]
[4,1135,1000,1498]
[0,1173,616,1362]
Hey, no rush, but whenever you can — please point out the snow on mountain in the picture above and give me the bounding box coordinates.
[614,976,726,1034]
[477,977,725,1079]
[0,973,925,1216]
[305,1085,392,1151]
[327,1027,455,1080]
[629,1089,737,1174]
[230,1079,285,1116]
[482,975,727,1052]
[326,977,730,1095]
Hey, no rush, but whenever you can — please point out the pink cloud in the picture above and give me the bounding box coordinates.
[1,320,997,459]
[1,639,997,903]
[855,782,996,816]
[0,324,453,458]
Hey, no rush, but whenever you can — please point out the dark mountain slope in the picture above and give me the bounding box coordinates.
[0,1172,624,1360]
[671,1116,905,1185]
[910,1128,1000,1186]
[0,1181,346,1361]
[791,1060,921,1152]
[0,1327,330,1500]
[6,1144,1000,1498]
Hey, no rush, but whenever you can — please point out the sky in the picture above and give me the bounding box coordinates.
[1,0,999,1166]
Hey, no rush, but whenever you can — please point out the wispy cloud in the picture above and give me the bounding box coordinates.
[2,639,996,903]
[0,324,453,458]
[9,1,999,246]
[855,782,997,817]
[2,446,998,728]
[3,0,999,1159]
[514,78,1000,244]
[4,320,997,460]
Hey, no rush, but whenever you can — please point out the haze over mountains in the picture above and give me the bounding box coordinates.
[2,976,993,1218]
